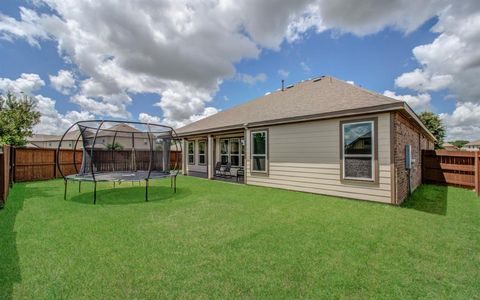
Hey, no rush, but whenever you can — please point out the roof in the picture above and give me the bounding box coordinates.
[465,140,480,146]
[176,76,435,141]
[442,142,459,149]
[28,131,80,142]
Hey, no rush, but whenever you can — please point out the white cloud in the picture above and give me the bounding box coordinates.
[237,73,267,85]
[1,0,479,131]
[138,113,161,124]
[395,68,453,92]
[300,61,311,72]
[0,73,44,94]
[49,70,76,95]
[33,95,94,134]
[383,90,431,111]
[70,94,131,119]
[394,3,480,103]
[278,69,290,78]
[440,102,480,140]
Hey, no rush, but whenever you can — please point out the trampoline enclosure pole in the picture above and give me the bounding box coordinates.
[145,179,149,202]
[93,181,97,205]
[64,180,67,200]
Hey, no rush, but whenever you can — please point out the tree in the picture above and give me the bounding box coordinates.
[449,140,469,149]
[0,92,41,146]
[106,142,124,150]
[418,111,446,149]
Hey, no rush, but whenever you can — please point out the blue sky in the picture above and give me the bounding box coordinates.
[0,1,479,140]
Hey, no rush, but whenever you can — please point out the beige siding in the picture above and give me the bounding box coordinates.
[246,113,392,203]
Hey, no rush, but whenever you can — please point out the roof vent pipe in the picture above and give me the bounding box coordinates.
[281,79,285,91]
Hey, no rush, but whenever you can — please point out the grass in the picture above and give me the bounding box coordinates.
[1,176,479,299]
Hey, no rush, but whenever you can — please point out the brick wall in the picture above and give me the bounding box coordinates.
[393,112,434,204]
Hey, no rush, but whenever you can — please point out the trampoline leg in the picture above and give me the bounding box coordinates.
[93,182,97,205]
[174,176,177,193]
[145,179,149,202]
[113,181,115,189]
[64,180,67,200]
[170,176,173,188]
[79,181,81,193]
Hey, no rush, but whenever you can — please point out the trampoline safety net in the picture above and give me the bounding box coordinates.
[57,120,181,204]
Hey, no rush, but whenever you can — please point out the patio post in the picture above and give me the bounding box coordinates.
[182,139,188,176]
[208,135,214,179]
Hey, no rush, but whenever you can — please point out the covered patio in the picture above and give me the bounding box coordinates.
[181,130,246,184]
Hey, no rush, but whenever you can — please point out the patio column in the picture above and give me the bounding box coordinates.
[207,135,214,179]
[182,138,187,176]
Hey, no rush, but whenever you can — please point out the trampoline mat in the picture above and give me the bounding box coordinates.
[66,171,174,182]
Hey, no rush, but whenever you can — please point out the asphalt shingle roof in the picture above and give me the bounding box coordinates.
[176,76,403,135]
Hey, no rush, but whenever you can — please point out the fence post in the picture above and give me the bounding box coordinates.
[54,148,58,178]
[475,151,479,196]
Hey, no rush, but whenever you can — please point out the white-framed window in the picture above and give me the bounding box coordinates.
[251,130,267,172]
[342,121,374,181]
[219,138,245,166]
[187,141,195,165]
[198,140,206,165]
[220,138,229,165]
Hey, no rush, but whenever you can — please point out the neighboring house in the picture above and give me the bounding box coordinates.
[176,76,436,205]
[27,123,156,150]
[90,123,153,150]
[27,132,81,149]
[462,140,480,151]
[442,142,459,151]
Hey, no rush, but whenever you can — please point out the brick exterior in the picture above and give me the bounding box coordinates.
[393,112,434,204]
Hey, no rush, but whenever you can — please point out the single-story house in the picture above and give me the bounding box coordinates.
[176,76,435,204]
[462,140,480,151]
[442,142,459,151]
[27,132,81,149]
[27,123,156,150]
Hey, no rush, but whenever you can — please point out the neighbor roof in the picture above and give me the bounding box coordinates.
[177,76,435,141]
[28,131,81,142]
[465,140,480,146]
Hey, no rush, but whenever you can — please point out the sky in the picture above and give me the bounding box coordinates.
[0,0,479,141]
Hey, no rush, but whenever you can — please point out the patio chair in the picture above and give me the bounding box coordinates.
[214,162,222,177]
[222,163,232,178]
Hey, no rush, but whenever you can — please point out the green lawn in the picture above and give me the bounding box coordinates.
[1,176,479,299]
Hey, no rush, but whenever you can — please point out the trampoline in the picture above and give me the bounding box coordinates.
[57,120,181,204]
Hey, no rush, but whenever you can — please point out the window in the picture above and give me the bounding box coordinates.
[220,139,229,164]
[198,140,206,165]
[187,141,195,165]
[251,131,267,172]
[219,138,245,166]
[342,121,374,180]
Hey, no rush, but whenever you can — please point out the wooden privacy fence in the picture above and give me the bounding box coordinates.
[422,150,480,196]
[12,147,182,182]
[13,148,82,182]
[0,145,12,203]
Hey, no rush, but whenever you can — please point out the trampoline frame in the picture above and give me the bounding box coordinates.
[57,120,182,204]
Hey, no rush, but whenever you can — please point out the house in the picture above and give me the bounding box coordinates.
[176,76,435,204]
[442,142,459,151]
[462,140,480,151]
[27,123,154,150]
[27,132,81,149]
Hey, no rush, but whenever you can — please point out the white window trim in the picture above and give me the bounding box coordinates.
[342,121,374,181]
[198,140,206,165]
[187,141,195,165]
[250,130,268,173]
